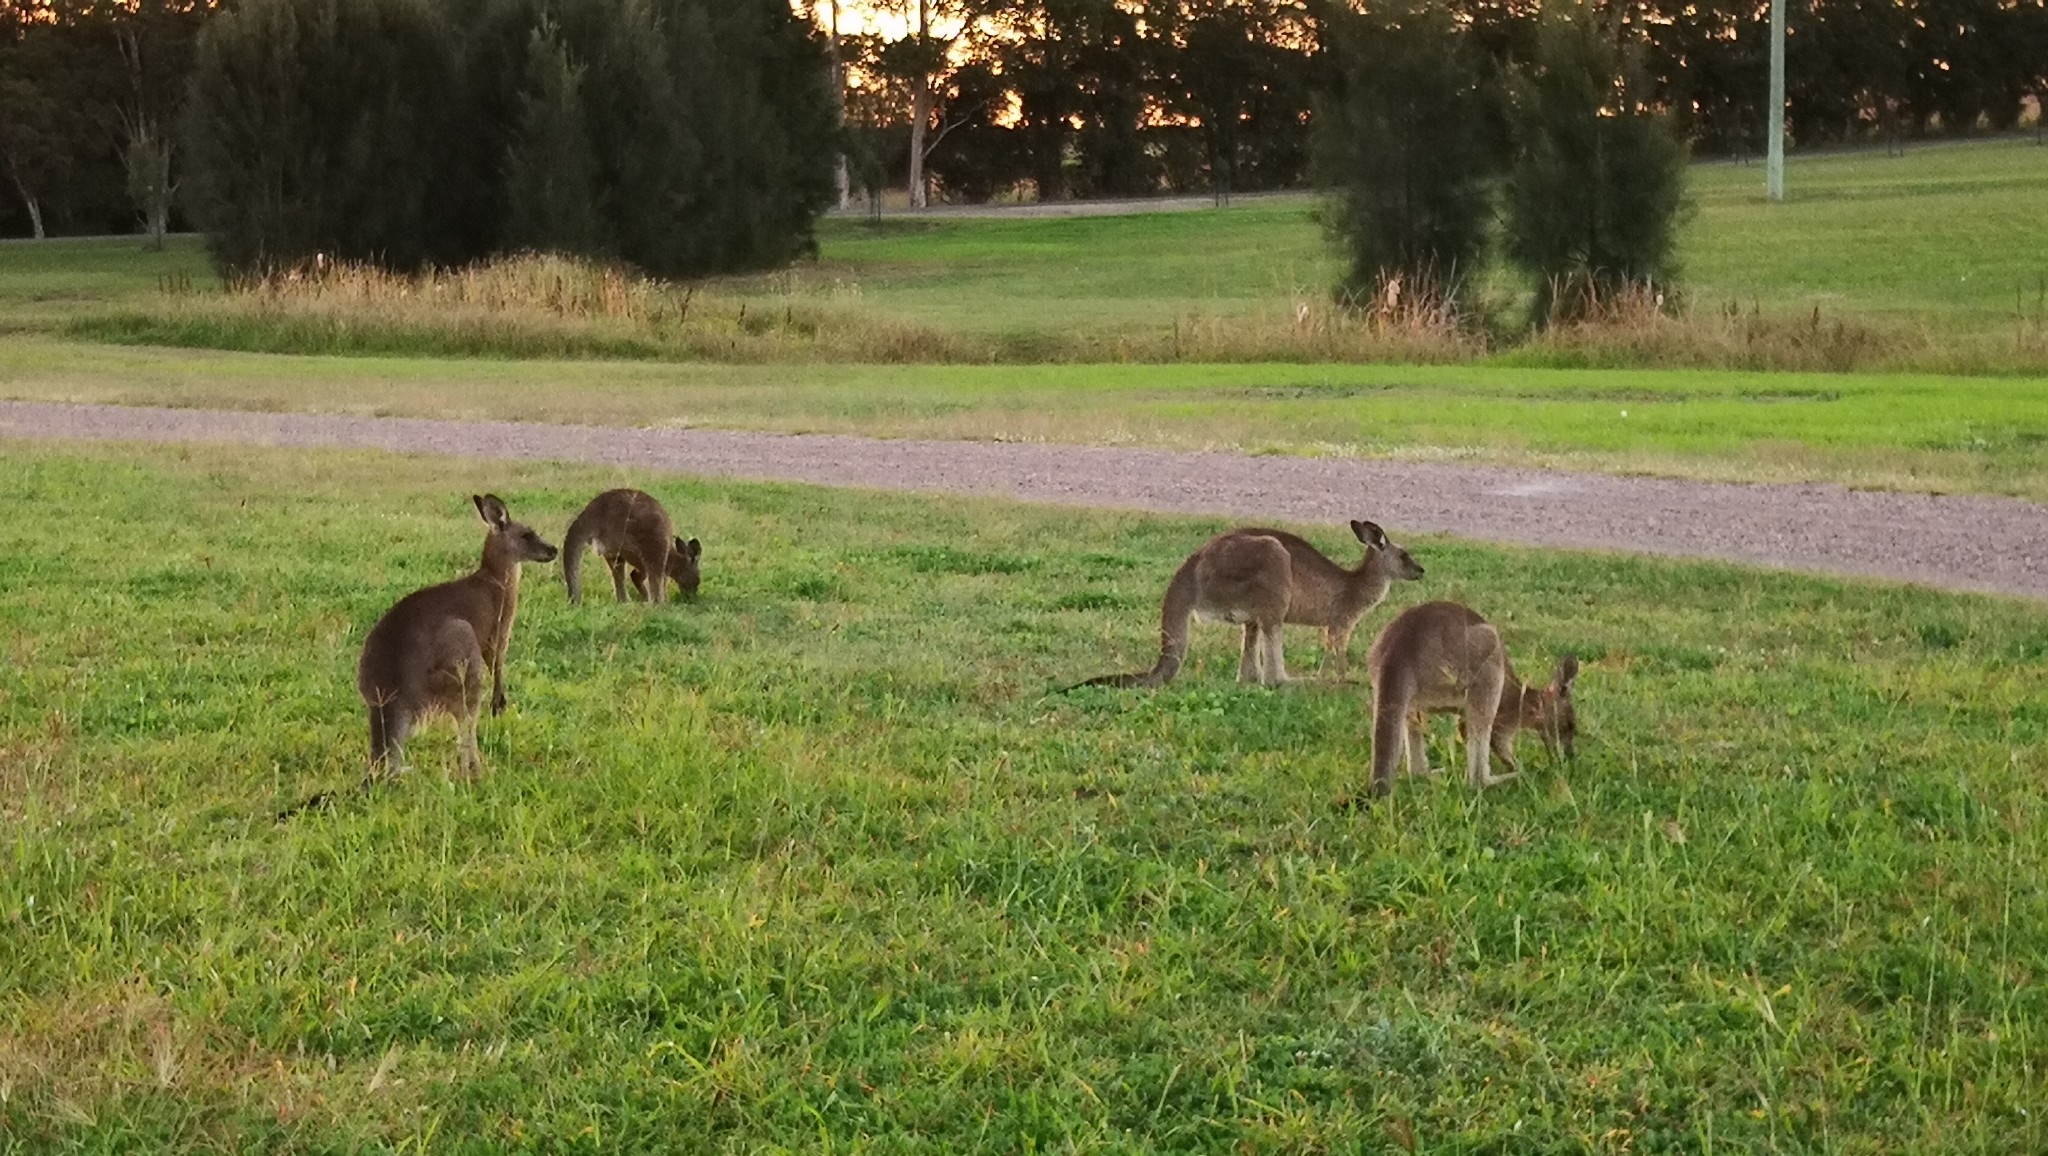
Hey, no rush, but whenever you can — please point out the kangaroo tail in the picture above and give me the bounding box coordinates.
[561,512,593,604]
[367,700,392,769]
[1061,557,1197,691]
[275,775,385,822]
[279,702,400,821]
[1369,689,1408,799]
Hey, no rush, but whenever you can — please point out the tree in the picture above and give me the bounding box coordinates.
[1316,0,1497,304]
[0,4,101,239]
[180,0,836,276]
[501,20,607,258]
[859,0,1005,207]
[111,0,207,249]
[1157,0,1321,201]
[181,0,470,272]
[1503,6,1688,320]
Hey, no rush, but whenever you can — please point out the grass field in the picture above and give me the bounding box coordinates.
[3,440,2046,1151]
[6,338,2048,502]
[4,139,2045,370]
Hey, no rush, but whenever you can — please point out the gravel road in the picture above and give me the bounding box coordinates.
[4,399,2045,600]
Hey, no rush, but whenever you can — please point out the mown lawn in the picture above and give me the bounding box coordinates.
[6,339,2047,501]
[2,441,2043,1151]
[4,138,2045,352]
[779,139,2048,344]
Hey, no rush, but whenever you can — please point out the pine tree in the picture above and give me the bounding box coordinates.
[501,20,607,258]
[182,0,469,272]
[1503,6,1689,322]
[1316,0,1498,307]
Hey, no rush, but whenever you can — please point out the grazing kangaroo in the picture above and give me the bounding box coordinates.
[1074,520,1425,689]
[1365,600,1578,798]
[356,494,559,779]
[562,488,701,604]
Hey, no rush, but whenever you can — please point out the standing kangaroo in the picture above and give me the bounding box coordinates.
[1074,520,1425,689]
[356,494,559,779]
[562,488,701,605]
[1365,600,1578,798]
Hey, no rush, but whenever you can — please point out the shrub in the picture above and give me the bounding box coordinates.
[181,0,837,279]
[180,0,474,273]
[1503,6,1689,323]
[1315,0,1498,311]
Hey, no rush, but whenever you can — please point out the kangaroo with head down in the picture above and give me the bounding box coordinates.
[1364,600,1578,799]
[356,494,559,779]
[562,488,701,605]
[1074,520,1425,689]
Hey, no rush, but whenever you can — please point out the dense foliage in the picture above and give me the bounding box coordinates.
[1319,3,1689,321]
[1316,0,1500,304]
[1503,8,1691,319]
[1,0,2044,235]
[174,0,836,275]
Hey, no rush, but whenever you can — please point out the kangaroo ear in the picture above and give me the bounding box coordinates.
[472,494,510,528]
[1554,654,1581,691]
[1351,519,1389,548]
[686,537,702,559]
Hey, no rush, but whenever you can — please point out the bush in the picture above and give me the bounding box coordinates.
[181,0,837,279]
[1315,0,1498,310]
[180,0,474,272]
[1503,6,1690,322]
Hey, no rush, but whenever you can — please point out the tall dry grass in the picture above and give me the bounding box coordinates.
[1512,276,2048,374]
[102,253,973,363]
[73,251,2048,373]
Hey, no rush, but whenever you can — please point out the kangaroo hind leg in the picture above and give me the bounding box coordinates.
[1463,662,1517,791]
[1258,618,1292,686]
[1238,624,1261,683]
[1405,712,1440,777]
[605,555,632,602]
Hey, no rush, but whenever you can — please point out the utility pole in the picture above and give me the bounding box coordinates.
[1767,0,1785,201]
[828,0,849,210]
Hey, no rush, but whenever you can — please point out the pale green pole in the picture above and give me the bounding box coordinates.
[1767,0,1786,201]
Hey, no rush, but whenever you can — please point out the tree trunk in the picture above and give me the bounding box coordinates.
[907,0,930,209]
[146,196,169,251]
[7,169,44,239]
[828,0,850,210]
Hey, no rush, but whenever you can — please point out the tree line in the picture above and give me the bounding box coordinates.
[854,0,2047,205]
[1321,0,1690,323]
[1,0,836,276]
[1,0,2043,259]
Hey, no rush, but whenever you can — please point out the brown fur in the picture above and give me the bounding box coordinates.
[562,489,701,604]
[1365,600,1578,798]
[355,494,559,778]
[1075,520,1425,689]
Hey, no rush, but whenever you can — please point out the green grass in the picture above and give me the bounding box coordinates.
[0,235,215,332]
[763,199,1336,343]
[6,338,2048,501]
[1682,141,2048,330]
[5,140,2046,370]
[778,140,2048,344]
[3,440,2046,1151]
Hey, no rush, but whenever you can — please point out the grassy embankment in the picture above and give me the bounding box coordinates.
[4,338,2047,501]
[2,441,2045,1151]
[2,141,2047,502]
[2,139,2044,371]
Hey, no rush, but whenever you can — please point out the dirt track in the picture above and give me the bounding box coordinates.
[4,399,2045,600]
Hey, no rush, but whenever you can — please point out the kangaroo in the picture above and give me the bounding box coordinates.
[1074,520,1425,689]
[1365,600,1578,798]
[562,488,701,605]
[355,494,559,779]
